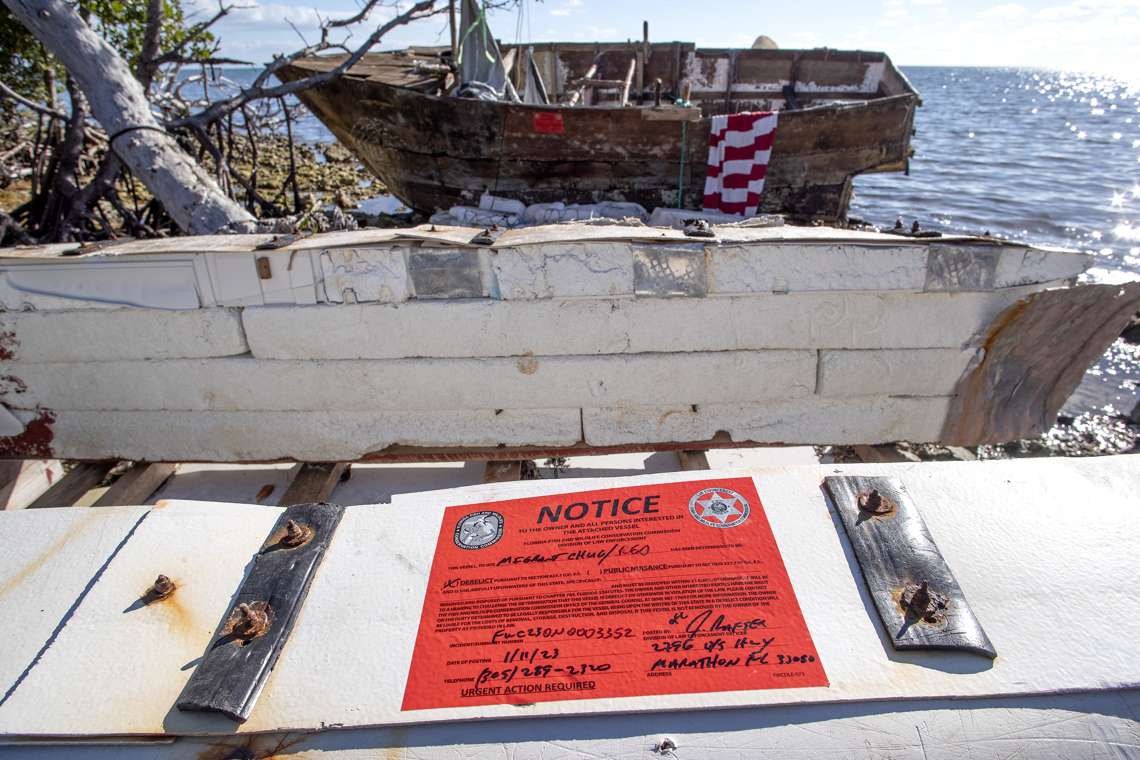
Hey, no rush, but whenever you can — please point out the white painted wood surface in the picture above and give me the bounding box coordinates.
[4,692,1140,758]
[817,348,979,397]
[0,456,1136,741]
[0,226,1090,310]
[582,397,953,446]
[0,508,149,694]
[241,289,1033,360]
[9,408,583,461]
[1,352,817,412]
[0,502,281,738]
[0,225,1111,458]
[0,309,247,363]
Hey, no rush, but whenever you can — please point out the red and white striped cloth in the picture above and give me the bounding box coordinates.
[702,111,778,217]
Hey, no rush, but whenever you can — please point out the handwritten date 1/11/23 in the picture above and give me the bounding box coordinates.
[475,662,613,687]
[502,647,560,664]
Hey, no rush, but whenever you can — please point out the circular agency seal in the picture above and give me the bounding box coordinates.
[688,487,750,528]
[453,510,505,550]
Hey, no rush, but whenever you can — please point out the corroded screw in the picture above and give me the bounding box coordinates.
[857,488,894,515]
[151,574,176,599]
[901,580,949,624]
[281,519,309,547]
[908,581,931,611]
[233,603,269,638]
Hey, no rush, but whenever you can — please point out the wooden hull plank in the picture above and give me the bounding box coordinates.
[240,290,1036,360]
[0,351,817,412]
[943,282,1140,444]
[0,308,248,363]
[7,408,583,461]
[582,397,953,447]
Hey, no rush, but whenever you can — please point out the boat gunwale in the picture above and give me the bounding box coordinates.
[283,43,920,108]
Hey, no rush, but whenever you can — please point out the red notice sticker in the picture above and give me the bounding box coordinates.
[402,477,828,711]
[532,111,565,134]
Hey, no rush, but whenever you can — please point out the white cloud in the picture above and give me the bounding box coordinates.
[549,0,583,17]
[982,3,1028,18]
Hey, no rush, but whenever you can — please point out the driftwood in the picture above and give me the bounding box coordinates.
[942,282,1140,444]
[824,475,996,658]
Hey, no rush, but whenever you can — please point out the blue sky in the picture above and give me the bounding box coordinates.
[192,0,1140,78]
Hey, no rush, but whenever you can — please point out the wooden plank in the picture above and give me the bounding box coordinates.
[943,282,1140,444]
[0,460,22,508]
[92,462,176,507]
[0,459,64,509]
[620,57,636,106]
[481,460,524,483]
[177,502,346,723]
[675,449,710,470]
[823,475,996,658]
[566,63,597,106]
[27,461,116,508]
[277,462,348,506]
[850,445,916,463]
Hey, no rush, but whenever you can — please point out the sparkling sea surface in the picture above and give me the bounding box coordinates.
[852,66,1140,285]
[853,67,1140,421]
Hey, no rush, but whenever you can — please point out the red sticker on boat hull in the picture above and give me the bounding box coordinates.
[532,111,565,134]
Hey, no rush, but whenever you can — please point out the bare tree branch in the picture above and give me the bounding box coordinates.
[0,80,67,120]
[136,0,163,87]
[166,0,443,129]
[150,1,239,68]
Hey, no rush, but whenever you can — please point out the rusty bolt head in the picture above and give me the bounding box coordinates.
[281,519,311,547]
[233,603,270,639]
[857,488,895,515]
[900,580,949,624]
[151,574,176,599]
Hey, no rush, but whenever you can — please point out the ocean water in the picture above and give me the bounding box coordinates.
[852,67,1140,424]
[852,66,1140,284]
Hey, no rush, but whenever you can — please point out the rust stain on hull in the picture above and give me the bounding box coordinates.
[0,511,98,600]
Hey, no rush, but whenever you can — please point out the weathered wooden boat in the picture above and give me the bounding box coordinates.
[279,40,920,221]
[1,455,1138,757]
[0,223,1135,462]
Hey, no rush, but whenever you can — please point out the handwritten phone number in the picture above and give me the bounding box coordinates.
[475,662,612,686]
